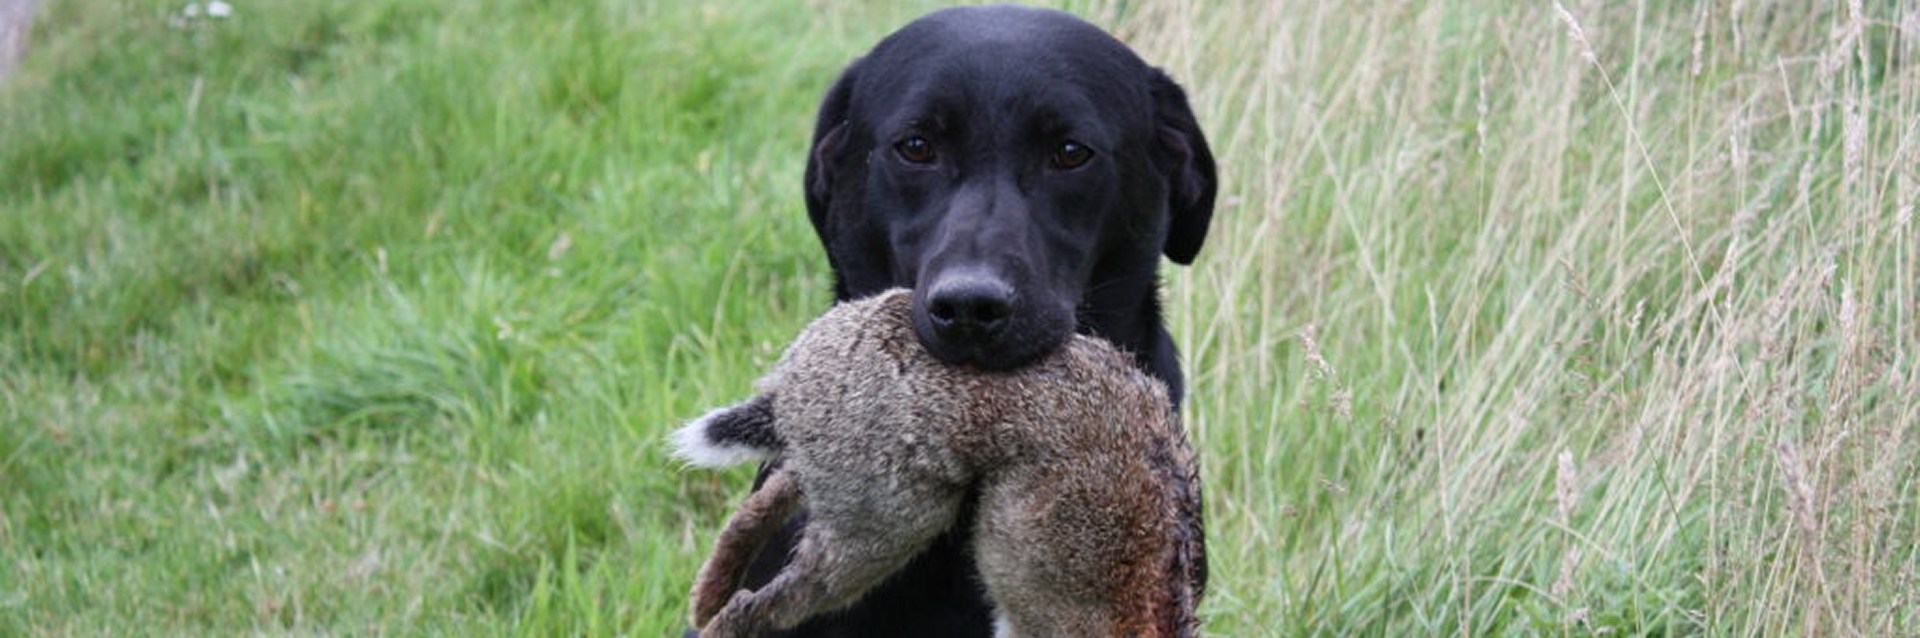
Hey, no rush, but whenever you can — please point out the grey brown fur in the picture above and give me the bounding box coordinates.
[674,289,1205,637]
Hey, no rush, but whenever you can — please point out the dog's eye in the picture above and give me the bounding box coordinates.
[895,136,936,164]
[1051,141,1093,169]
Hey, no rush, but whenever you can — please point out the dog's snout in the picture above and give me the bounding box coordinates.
[926,277,1015,340]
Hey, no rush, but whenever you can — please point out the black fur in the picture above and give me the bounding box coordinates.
[701,394,782,453]
[714,6,1217,637]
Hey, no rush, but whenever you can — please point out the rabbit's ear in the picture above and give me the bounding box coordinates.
[671,394,781,468]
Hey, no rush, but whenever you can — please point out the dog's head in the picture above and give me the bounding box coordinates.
[804,5,1216,371]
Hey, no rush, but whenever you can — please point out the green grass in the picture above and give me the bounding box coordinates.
[3,0,1915,635]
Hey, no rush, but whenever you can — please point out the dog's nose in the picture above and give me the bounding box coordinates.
[926,277,1014,340]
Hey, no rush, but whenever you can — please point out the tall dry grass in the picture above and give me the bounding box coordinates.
[1085,0,1917,633]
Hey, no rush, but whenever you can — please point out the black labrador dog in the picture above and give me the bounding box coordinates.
[716,5,1217,636]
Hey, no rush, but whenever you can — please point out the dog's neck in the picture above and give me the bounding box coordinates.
[1078,278,1184,406]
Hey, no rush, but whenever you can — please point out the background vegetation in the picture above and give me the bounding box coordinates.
[2,0,1913,635]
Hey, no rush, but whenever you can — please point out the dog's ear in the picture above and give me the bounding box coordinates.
[804,59,861,254]
[1149,69,1217,265]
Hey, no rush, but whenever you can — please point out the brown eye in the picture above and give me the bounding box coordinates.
[1052,141,1093,169]
[895,136,936,164]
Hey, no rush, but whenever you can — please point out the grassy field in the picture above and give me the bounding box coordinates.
[2,0,1914,635]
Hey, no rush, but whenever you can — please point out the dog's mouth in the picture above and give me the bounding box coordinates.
[909,289,1073,371]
